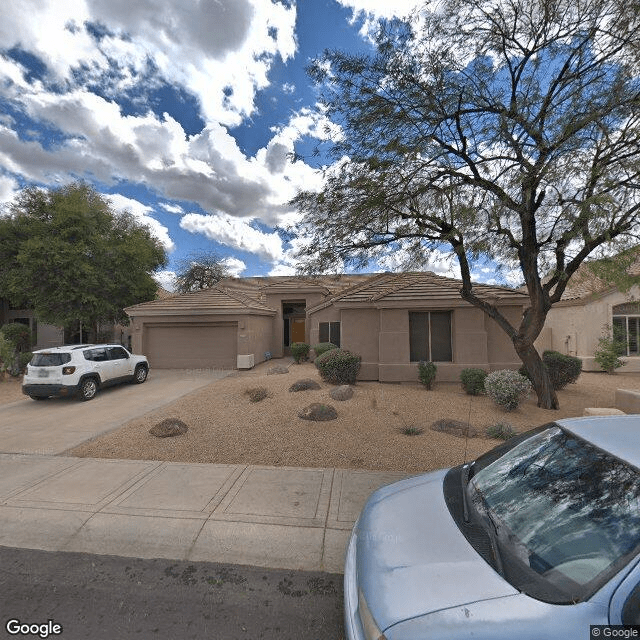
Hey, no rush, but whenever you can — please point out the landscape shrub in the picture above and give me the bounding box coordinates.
[594,325,627,374]
[542,350,582,389]
[312,342,338,361]
[315,348,361,385]
[486,422,517,440]
[460,368,487,395]
[0,323,31,376]
[18,352,33,373]
[290,342,310,364]
[417,361,437,389]
[246,386,269,402]
[484,369,532,411]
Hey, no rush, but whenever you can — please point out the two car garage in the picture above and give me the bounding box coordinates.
[143,323,238,369]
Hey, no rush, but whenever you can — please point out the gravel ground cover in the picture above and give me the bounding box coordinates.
[55,360,640,474]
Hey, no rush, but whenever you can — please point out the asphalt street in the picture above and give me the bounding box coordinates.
[0,547,344,640]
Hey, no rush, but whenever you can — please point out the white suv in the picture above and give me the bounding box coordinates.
[22,344,149,401]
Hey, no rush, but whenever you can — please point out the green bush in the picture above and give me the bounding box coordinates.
[460,368,487,395]
[486,422,517,440]
[312,342,338,361]
[542,350,582,389]
[315,348,361,385]
[484,369,532,411]
[418,361,437,389]
[290,342,310,364]
[0,322,31,352]
[594,325,627,374]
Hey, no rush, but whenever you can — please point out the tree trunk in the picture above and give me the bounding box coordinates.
[514,340,559,410]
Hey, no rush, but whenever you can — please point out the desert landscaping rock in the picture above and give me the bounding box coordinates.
[61,360,640,475]
[267,365,289,375]
[330,385,353,401]
[430,419,481,439]
[289,379,322,392]
[149,418,189,438]
[298,403,338,421]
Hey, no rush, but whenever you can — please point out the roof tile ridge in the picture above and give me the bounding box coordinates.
[369,272,422,301]
[218,285,268,309]
[305,272,391,313]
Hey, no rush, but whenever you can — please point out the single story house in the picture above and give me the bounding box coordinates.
[124,271,529,382]
[0,287,173,352]
[535,261,640,372]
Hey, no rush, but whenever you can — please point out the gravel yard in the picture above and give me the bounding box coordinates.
[55,360,640,474]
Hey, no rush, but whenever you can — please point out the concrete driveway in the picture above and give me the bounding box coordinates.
[0,369,233,455]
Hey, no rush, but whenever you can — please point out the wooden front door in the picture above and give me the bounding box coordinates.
[291,318,305,344]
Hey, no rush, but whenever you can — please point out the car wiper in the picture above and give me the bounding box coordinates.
[461,463,472,524]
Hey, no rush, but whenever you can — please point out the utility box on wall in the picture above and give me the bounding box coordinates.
[237,354,255,369]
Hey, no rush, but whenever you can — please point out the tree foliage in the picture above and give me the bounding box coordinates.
[174,251,230,293]
[291,0,640,409]
[0,182,167,330]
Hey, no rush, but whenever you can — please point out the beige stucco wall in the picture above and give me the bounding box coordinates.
[485,305,523,370]
[340,308,380,380]
[543,286,640,371]
[308,306,341,347]
[242,314,274,364]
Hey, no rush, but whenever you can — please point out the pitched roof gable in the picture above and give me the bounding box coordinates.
[124,284,275,316]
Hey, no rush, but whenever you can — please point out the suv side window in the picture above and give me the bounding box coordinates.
[84,348,109,362]
[108,347,129,360]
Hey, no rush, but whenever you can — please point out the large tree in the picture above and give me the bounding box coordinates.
[291,0,640,409]
[174,251,230,293]
[0,182,167,336]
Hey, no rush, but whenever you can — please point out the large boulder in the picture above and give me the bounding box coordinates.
[289,379,322,392]
[330,385,353,401]
[149,418,188,438]
[298,403,338,422]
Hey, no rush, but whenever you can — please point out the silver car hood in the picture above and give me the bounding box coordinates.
[356,469,519,632]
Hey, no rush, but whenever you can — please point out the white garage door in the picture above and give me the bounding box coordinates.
[144,323,237,369]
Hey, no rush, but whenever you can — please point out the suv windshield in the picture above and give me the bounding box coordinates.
[468,426,640,603]
[30,353,71,366]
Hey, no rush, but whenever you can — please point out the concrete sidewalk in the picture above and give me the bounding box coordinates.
[0,453,408,573]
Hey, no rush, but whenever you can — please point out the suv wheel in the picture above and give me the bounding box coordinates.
[79,377,98,401]
[30,395,49,401]
[134,365,148,384]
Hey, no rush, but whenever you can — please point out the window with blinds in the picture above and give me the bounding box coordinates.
[409,311,452,362]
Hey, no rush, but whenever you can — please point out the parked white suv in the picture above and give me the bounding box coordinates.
[22,344,149,401]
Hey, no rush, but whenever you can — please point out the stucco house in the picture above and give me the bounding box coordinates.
[124,271,529,382]
[535,262,640,372]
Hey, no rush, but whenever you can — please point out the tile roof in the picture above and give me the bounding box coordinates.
[308,271,527,311]
[124,284,275,315]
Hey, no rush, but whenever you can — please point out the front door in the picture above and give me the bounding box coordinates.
[291,319,305,344]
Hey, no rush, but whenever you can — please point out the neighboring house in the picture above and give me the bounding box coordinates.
[124,272,529,382]
[535,262,640,372]
[0,298,63,350]
[0,286,173,351]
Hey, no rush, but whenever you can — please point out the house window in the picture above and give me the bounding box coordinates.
[319,321,340,347]
[409,311,452,362]
[613,315,640,356]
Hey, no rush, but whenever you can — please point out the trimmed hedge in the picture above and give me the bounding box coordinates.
[519,350,582,390]
[312,342,338,360]
[290,342,310,364]
[460,368,487,395]
[315,348,361,385]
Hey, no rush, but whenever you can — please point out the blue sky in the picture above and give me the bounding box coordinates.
[0,0,502,290]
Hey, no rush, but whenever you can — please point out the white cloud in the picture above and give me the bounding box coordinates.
[221,256,247,277]
[153,269,177,291]
[335,0,420,38]
[0,0,297,126]
[0,174,19,205]
[180,212,283,261]
[158,202,185,215]
[106,193,175,252]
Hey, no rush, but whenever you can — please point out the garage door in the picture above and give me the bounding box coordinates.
[144,323,237,369]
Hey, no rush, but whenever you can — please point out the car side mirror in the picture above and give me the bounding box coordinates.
[622,583,640,625]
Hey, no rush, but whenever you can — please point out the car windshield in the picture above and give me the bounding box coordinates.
[468,425,640,603]
[30,353,71,366]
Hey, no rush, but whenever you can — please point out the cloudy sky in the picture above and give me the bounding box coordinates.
[0,0,500,290]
